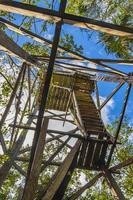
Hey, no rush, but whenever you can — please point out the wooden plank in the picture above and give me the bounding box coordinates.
[84,142,96,168]
[22,118,49,200]
[0,29,37,65]
[103,168,126,200]
[98,143,108,167]
[0,1,133,37]
[77,141,88,167]
[92,143,103,169]
[60,89,67,111]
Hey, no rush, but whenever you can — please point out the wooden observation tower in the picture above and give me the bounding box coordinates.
[0,1,132,200]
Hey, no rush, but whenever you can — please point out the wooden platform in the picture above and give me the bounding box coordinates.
[38,72,112,170]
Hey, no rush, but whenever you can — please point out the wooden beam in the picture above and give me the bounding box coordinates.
[41,137,71,172]
[52,147,79,200]
[13,162,26,177]
[0,77,37,187]
[107,84,132,166]
[55,60,125,76]
[0,29,37,65]
[110,157,133,172]
[48,132,72,149]
[38,140,81,200]
[0,1,133,37]
[22,118,49,200]
[0,107,37,189]
[36,55,133,65]
[103,168,126,200]
[68,158,133,199]
[69,173,103,200]
[1,18,132,78]
[99,82,124,110]
[25,0,67,190]
[0,17,127,77]
[0,64,25,152]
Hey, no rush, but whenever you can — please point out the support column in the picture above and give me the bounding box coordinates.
[22,118,49,200]
[24,1,68,199]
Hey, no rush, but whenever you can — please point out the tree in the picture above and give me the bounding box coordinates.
[66,0,133,59]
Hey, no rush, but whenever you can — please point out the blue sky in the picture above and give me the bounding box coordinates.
[2,0,133,126]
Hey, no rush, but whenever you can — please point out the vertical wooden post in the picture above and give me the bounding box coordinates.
[22,118,49,200]
[26,0,68,189]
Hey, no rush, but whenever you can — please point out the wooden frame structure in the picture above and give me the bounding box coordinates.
[0,1,133,199]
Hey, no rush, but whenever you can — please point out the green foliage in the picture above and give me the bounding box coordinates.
[0,76,12,106]
[23,42,49,56]
[60,34,83,54]
[66,0,133,59]
[0,1,132,199]
[0,169,21,200]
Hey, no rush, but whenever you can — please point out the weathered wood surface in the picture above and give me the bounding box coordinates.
[74,90,109,169]
[0,1,133,37]
[22,118,49,200]
[38,73,94,112]
[0,108,37,188]
[1,17,133,67]
[74,90,105,136]
[38,72,110,170]
[39,140,81,200]
[0,29,37,65]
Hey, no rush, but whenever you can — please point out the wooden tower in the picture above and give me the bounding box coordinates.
[0,1,132,200]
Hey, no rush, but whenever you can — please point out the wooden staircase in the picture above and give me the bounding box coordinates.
[73,90,109,170]
[38,72,113,170]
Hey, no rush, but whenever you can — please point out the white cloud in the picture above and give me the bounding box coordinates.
[100,96,114,125]
[93,95,114,125]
